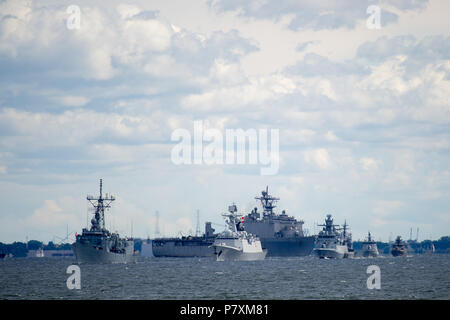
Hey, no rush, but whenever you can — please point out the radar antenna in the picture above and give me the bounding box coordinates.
[86,179,115,231]
[195,209,201,237]
[154,210,161,238]
[255,186,279,216]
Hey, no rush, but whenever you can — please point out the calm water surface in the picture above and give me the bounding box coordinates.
[1,255,449,299]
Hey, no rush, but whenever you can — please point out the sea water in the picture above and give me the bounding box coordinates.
[0,254,449,299]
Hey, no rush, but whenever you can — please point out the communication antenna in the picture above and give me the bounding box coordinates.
[410,228,412,241]
[255,186,279,216]
[195,209,201,237]
[154,210,160,238]
[416,228,419,241]
[86,179,115,231]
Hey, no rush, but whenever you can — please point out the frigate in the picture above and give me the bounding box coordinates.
[212,204,267,261]
[313,214,353,259]
[72,179,136,264]
[242,187,315,256]
[391,236,407,257]
[362,231,379,257]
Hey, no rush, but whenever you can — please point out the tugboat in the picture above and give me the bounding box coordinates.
[391,236,407,257]
[212,204,267,261]
[362,231,379,257]
[72,179,136,264]
[313,215,351,259]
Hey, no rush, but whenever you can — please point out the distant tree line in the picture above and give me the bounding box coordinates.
[350,236,450,254]
[434,236,450,253]
[2,236,450,257]
[0,240,73,257]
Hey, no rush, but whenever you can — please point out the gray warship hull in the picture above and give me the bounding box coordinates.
[361,233,379,257]
[140,240,154,257]
[215,247,267,261]
[391,248,407,257]
[72,180,137,264]
[260,237,315,257]
[391,236,407,257]
[313,246,347,259]
[362,250,379,257]
[72,240,136,264]
[152,238,215,257]
[151,237,315,257]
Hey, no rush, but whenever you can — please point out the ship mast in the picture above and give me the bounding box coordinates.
[342,220,348,238]
[87,179,115,232]
[255,186,279,217]
[318,214,340,235]
[222,204,242,233]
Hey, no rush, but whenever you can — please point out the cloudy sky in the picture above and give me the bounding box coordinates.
[0,0,449,243]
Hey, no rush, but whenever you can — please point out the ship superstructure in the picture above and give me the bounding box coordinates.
[152,222,217,257]
[342,220,354,258]
[313,215,353,259]
[72,179,136,264]
[243,187,315,256]
[212,204,267,261]
[391,236,407,257]
[362,231,379,257]
[152,186,315,257]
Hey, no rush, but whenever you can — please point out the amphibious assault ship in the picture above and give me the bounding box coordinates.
[313,215,353,259]
[212,204,267,261]
[72,179,136,264]
[152,186,315,257]
[152,222,217,257]
[242,187,315,256]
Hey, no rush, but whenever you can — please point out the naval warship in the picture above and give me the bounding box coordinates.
[152,222,217,257]
[362,231,379,257]
[391,236,407,257]
[342,220,354,258]
[72,179,136,264]
[242,187,315,256]
[212,204,267,261]
[152,186,314,257]
[313,215,353,259]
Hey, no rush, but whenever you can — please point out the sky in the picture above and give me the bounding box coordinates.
[0,0,449,243]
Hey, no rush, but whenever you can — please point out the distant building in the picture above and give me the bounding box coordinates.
[27,249,74,258]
